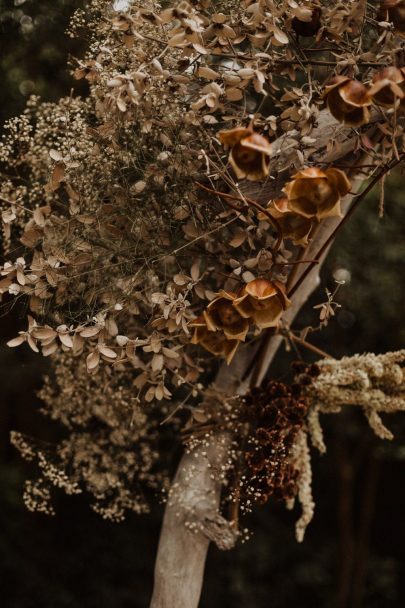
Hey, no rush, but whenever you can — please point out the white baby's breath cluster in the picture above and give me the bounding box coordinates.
[11,353,167,521]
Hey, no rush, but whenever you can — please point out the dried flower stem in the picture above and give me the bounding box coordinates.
[196,182,283,254]
[286,331,335,360]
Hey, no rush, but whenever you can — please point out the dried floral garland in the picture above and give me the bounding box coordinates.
[0,0,404,528]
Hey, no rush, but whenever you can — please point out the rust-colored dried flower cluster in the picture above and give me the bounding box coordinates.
[240,380,310,504]
[190,279,290,362]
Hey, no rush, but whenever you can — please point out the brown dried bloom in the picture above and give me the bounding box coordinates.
[205,291,250,341]
[291,6,322,37]
[218,127,272,181]
[323,76,371,127]
[259,197,315,246]
[284,167,351,221]
[190,315,240,364]
[380,0,405,36]
[369,66,405,106]
[234,279,290,329]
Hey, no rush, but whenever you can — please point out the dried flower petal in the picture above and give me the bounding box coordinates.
[219,127,272,181]
[323,77,371,127]
[369,66,405,106]
[284,167,351,220]
[234,279,290,329]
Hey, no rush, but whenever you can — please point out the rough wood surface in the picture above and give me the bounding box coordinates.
[150,109,379,608]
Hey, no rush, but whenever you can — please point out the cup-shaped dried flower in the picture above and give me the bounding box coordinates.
[233,279,290,329]
[380,0,405,36]
[323,76,371,127]
[369,66,405,106]
[258,198,314,246]
[190,316,240,363]
[204,290,250,341]
[219,127,272,181]
[291,7,322,37]
[284,167,351,221]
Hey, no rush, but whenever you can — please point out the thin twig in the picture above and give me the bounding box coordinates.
[286,331,335,360]
[196,182,283,254]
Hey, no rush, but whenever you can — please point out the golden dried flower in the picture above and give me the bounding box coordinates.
[369,66,405,106]
[323,76,371,127]
[234,279,290,329]
[204,291,250,341]
[259,198,315,246]
[190,315,240,364]
[291,7,322,37]
[284,167,351,221]
[380,0,405,36]
[218,126,272,181]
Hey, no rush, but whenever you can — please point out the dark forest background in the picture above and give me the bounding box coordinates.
[0,1,404,607]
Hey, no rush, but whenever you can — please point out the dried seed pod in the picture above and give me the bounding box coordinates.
[233,279,290,329]
[380,0,405,36]
[323,76,371,127]
[190,315,240,364]
[284,167,351,221]
[369,66,405,106]
[204,290,250,340]
[291,6,322,37]
[219,126,272,181]
[258,197,315,246]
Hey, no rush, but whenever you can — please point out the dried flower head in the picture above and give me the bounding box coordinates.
[204,291,249,341]
[323,76,371,127]
[284,167,351,220]
[260,197,315,246]
[11,354,166,521]
[234,279,290,329]
[219,127,272,181]
[190,315,240,363]
[369,66,405,106]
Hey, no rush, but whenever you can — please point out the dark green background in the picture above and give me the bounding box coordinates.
[1,1,404,606]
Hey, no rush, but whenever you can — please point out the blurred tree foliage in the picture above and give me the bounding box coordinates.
[304,175,405,358]
[0,0,86,125]
[0,2,404,607]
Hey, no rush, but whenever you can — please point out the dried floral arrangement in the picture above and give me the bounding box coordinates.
[0,1,404,606]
